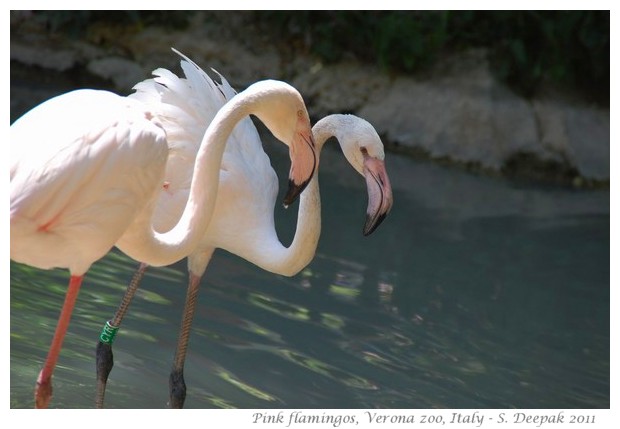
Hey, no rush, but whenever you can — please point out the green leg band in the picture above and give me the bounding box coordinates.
[99,320,120,345]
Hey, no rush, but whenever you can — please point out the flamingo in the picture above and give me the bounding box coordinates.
[94,52,393,408]
[10,75,317,408]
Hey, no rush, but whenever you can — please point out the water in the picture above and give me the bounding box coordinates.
[9,138,609,409]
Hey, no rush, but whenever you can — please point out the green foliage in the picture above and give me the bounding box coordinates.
[29,10,190,36]
[472,11,610,102]
[257,11,450,70]
[256,11,609,105]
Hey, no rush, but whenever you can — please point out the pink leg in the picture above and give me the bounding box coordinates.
[169,272,202,409]
[35,274,83,408]
[169,249,214,408]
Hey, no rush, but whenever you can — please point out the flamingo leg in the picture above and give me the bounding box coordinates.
[95,262,148,408]
[169,270,207,408]
[35,274,84,409]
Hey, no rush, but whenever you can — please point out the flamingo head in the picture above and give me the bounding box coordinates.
[249,80,317,207]
[331,115,394,235]
[360,147,393,235]
[282,108,316,207]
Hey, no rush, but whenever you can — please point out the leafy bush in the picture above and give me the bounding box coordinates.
[27,10,191,36]
[256,11,609,105]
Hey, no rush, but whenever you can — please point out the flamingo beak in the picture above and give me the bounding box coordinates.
[283,127,317,207]
[362,155,393,236]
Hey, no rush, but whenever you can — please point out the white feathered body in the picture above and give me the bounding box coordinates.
[10,90,168,275]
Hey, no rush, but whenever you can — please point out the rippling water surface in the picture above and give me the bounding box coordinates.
[10,140,609,409]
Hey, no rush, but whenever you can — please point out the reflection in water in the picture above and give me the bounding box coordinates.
[277,348,378,391]
[10,149,609,409]
[248,293,310,322]
[216,365,279,402]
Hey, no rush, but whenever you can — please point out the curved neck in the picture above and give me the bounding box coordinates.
[245,116,347,276]
[116,88,264,266]
[255,163,322,276]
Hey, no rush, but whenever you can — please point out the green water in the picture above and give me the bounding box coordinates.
[10,144,609,409]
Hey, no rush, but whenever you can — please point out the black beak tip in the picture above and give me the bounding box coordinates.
[363,212,387,236]
[283,179,310,208]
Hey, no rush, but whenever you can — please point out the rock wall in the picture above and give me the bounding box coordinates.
[293,50,609,185]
